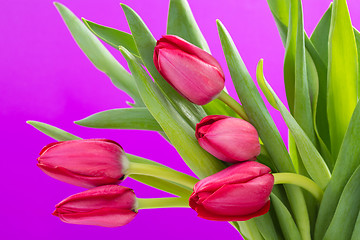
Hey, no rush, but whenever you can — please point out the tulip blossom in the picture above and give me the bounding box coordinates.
[53,185,137,227]
[153,35,225,105]
[195,115,260,163]
[37,139,129,188]
[189,161,274,221]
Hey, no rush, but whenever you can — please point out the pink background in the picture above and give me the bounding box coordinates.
[1,0,359,239]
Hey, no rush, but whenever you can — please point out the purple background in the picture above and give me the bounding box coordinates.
[1,0,360,239]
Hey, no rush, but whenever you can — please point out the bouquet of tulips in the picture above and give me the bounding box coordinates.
[29,0,360,239]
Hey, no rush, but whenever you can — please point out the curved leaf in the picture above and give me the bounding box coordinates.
[323,165,360,240]
[271,194,302,240]
[167,0,210,52]
[54,3,143,105]
[75,108,163,131]
[327,0,358,158]
[82,18,141,58]
[257,63,331,189]
[315,101,360,240]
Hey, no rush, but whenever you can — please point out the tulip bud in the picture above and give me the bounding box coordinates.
[189,161,274,221]
[37,139,129,188]
[195,115,260,163]
[53,185,137,227]
[153,35,225,105]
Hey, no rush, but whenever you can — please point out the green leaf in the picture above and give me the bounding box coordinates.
[54,3,143,106]
[350,211,360,240]
[120,47,225,179]
[27,121,81,141]
[327,0,358,158]
[257,62,331,189]
[120,4,207,127]
[310,4,332,64]
[75,108,163,132]
[167,0,210,52]
[283,0,316,152]
[271,194,302,240]
[82,18,141,58]
[217,20,310,240]
[323,165,360,240]
[254,212,282,240]
[267,0,331,154]
[354,29,360,98]
[315,101,360,240]
[238,219,264,240]
[266,0,290,43]
[256,59,278,110]
[202,98,239,118]
[28,120,192,197]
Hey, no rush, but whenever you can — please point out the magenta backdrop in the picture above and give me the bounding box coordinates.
[1,0,360,239]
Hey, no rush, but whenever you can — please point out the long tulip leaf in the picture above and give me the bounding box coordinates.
[256,60,278,110]
[217,20,310,240]
[323,165,360,240]
[27,120,192,197]
[75,108,163,132]
[121,4,207,127]
[27,121,81,141]
[351,211,360,240]
[120,47,225,178]
[315,101,360,240]
[271,194,302,240]
[267,0,331,154]
[257,63,331,189]
[54,3,142,105]
[310,4,332,65]
[254,212,282,240]
[82,18,141,58]
[238,220,264,240]
[327,0,358,158]
[167,0,210,52]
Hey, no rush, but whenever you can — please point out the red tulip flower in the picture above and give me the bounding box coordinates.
[189,161,274,221]
[53,185,137,227]
[37,139,128,188]
[196,115,261,163]
[153,35,225,105]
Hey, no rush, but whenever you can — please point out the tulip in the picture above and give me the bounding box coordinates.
[189,161,274,221]
[53,185,137,227]
[37,139,129,188]
[195,115,260,163]
[153,35,225,105]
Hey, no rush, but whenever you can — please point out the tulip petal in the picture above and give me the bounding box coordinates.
[197,117,260,162]
[194,161,271,193]
[57,208,137,227]
[157,48,224,105]
[37,164,121,188]
[159,35,224,79]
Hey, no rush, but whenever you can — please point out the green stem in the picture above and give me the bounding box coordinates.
[273,173,323,201]
[217,90,249,121]
[127,162,198,190]
[137,197,190,210]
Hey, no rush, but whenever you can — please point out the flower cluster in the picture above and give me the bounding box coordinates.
[36,36,274,227]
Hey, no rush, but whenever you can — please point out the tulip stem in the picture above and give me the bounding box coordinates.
[136,197,190,210]
[218,91,249,121]
[127,162,198,190]
[273,173,323,201]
